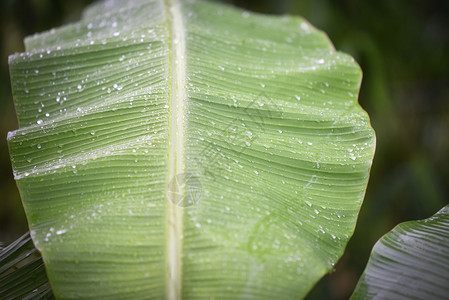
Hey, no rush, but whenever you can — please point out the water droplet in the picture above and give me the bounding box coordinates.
[37,119,43,125]
[56,229,67,235]
[295,95,301,101]
[300,22,310,32]
[77,84,82,90]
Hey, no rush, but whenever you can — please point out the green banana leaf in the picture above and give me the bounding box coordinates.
[7,0,375,298]
[351,205,449,300]
[0,232,53,299]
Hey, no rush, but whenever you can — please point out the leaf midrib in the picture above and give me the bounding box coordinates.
[165,0,186,299]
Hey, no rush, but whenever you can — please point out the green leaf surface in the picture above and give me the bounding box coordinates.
[8,0,375,298]
[351,205,449,300]
[0,233,53,299]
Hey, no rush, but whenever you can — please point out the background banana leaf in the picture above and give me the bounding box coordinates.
[5,0,375,298]
[0,232,53,299]
[351,205,449,300]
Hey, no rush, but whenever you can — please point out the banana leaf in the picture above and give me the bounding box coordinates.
[0,232,53,299]
[7,0,375,298]
[351,205,449,300]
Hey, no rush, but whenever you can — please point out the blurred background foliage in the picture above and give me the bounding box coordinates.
[0,0,448,299]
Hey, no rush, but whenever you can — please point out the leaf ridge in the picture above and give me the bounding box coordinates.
[165,0,186,299]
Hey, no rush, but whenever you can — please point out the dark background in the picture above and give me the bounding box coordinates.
[1,0,448,299]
